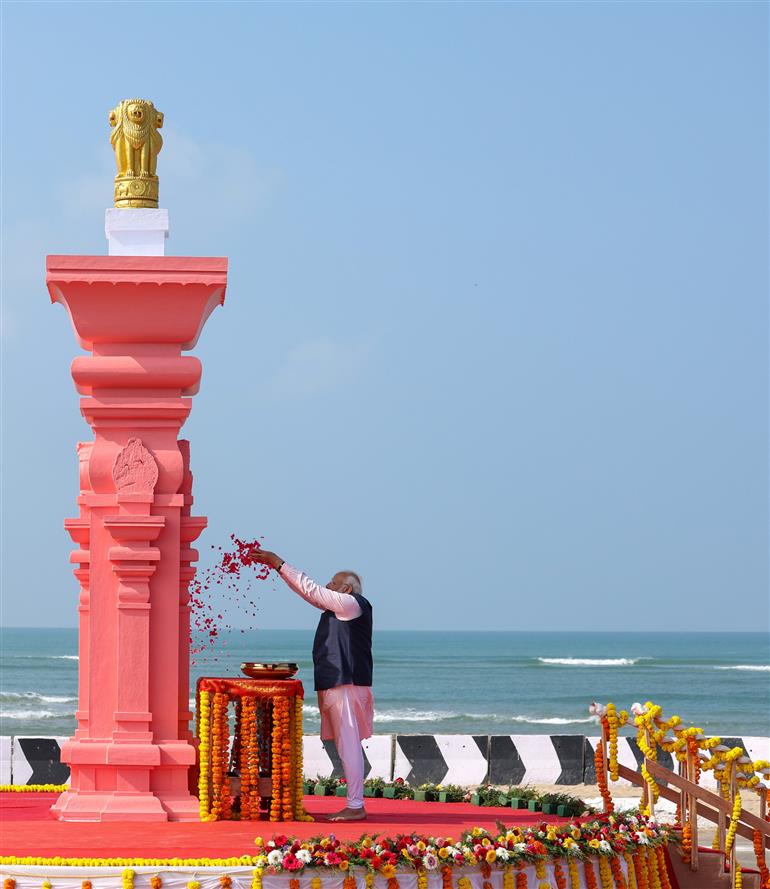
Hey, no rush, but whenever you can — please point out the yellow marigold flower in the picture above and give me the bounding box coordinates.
[589,839,600,849]
[485,850,497,865]
[381,866,396,879]
[472,828,483,838]
[438,849,450,859]
[417,841,427,852]
[339,861,349,871]
[563,838,575,849]
[362,839,372,849]
[571,829,581,840]
[254,838,263,847]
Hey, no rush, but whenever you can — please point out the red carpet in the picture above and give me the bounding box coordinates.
[0,793,570,858]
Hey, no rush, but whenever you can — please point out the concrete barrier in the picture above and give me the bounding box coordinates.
[302,734,393,782]
[11,736,70,786]
[394,735,488,786]
[3,734,768,788]
[0,736,10,784]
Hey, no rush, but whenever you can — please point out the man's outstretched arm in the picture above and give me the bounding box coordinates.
[252,550,361,620]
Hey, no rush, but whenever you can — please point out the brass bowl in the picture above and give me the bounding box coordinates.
[240,662,299,680]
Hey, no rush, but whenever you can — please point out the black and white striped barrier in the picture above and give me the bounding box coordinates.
[303,735,393,781]
[393,735,489,786]
[7,737,71,786]
[3,734,768,787]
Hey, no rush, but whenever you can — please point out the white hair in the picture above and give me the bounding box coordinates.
[339,571,362,594]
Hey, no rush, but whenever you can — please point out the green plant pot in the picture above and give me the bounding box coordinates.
[527,799,540,812]
[541,803,558,815]
[438,791,459,803]
[302,783,313,795]
[314,783,331,796]
[510,797,527,809]
[364,787,382,798]
[413,790,430,802]
[497,793,510,807]
[470,793,482,806]
[335,785,348,797]
[383,787,397,799]
[556,804,573,818]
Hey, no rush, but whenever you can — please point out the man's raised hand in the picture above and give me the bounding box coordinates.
[248,548,283,571]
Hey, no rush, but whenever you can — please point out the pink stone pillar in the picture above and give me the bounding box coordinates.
[47,255,227,821]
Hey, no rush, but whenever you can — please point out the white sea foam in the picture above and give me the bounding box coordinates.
[0,692,76,704]
[374,709,459,723]
[715,665,770,672]
[8,654,79,661]
[509,716,597,725]
[0,709,61,720]
[538,657,641,666]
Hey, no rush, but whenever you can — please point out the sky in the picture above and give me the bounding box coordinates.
[1,1,768,632]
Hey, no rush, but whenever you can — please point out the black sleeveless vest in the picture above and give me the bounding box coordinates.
[312,594,373,691]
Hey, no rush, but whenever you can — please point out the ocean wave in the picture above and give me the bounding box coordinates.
[0,692,77,704]
[714,665,770,672]
[509,715,596,725]
[0,709,63,720]
[7,654,79,661]
[538,657,642,666]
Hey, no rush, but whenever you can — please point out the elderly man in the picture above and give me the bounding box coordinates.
[252,550,373,822]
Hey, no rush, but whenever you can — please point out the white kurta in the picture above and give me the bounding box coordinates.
[278,564,373,808]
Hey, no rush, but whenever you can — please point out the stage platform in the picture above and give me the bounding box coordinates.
[0,792,572,858]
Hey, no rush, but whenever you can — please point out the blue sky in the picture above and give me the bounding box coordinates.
[1,1,767,632]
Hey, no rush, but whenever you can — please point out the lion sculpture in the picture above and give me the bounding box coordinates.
[109,98,164,207]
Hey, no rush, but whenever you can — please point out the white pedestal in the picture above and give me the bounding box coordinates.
[105,208,169,256]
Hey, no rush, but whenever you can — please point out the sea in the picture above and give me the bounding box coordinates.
[1,628,768,739]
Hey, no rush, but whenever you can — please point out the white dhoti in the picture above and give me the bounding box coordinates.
[318,684,374,809]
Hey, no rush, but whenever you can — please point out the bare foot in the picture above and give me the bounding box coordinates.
[326,806,367,822]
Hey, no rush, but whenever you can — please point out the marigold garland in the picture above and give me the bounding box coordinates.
[624,852,637,889]
[595,736,614,813]
[3,880,15,889]
[0,784,67,792]
[567,859,581,889]
[597,856,613,889]
[251,868,263,889]
[583,859,599,889]
[553,861,567,889]
[610,856,627,889]
[150,878,161,889]
[646,847,661,889]
[197,689,212,820]
[753,828,770,888]
[197,683,309,822]
[634,851,648,889]
[655,847,671,889]
[534,858,548,889]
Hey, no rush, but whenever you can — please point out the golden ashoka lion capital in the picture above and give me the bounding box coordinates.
[109,98,164,208]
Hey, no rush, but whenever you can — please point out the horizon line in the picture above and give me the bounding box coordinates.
[1,625,768,635]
